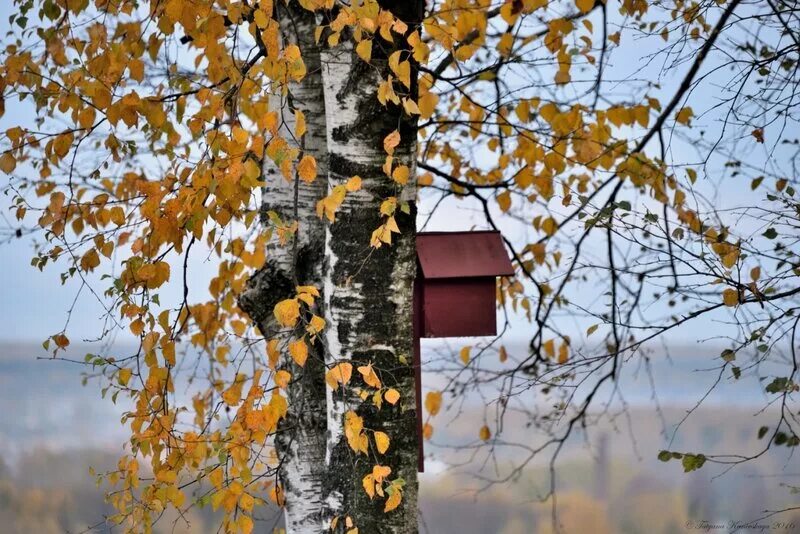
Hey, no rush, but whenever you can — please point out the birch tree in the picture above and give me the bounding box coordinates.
[2,0,799,532]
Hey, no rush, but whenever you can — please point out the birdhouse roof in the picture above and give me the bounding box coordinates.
[416,231,515,279]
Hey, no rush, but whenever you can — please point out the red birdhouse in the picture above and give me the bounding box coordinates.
[413,231,515,471]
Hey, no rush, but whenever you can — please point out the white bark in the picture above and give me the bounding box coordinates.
[319,31,419,534]
[243,2,423,532]
[239,3,328,532]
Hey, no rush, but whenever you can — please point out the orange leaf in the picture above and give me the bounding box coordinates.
[297,155,317,183]
[288,338,308,366]
[425,391,442,416]
[357,363,382,388]
[384,388,400,405]
[383,130,400,155]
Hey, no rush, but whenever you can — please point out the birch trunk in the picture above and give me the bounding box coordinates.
[243,1,423,532]
[239,3,328,532]
[320,2,423,531]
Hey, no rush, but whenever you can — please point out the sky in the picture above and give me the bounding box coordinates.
[0,1,791,355]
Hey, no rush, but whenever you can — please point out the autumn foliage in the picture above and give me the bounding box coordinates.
[2,0,799,532]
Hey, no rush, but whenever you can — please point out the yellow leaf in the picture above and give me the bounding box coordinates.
[356,39,372,62]
[317,185,347,222]
[543,339,555,359]
[284,44,306,81]
[345,411,369,454]
[750,266,761,281]
[558,343,569,364]
[358,363,382,389]
[423,422,433,440]
[253,8,269,28]
[80,248,101,271]
[362,473,376,499]
[500,1,519,24]
[53,133,73,158]
[392,165,409,185]
[288,338,308,367]
[118,367,132,386]
[496,191,511,212]
[633,105,650,127]
[156,469,177,484]
[346,176,362,191]
[675,106,694,125]
[576,0,595,13]
[380,197,397,216]
[209,468,224,489]
[297,155,317,183]
[418,91,438,119]
[554,70,571,85]
[267,339,280,369]
[297,285,320,297]
[384,490,402,513]
[237,515,254,534]
[372,464,391,484]
[460,346,471,365]
[722,288,739,307]
[273,299,300,328]
[541,217,557,236]
[371,225,392,248]
[425,391,442,416]
[275,370,291,389]
[479,425,491,441]
[295,110,306,138]
[222,373,245,406]
[385,216,400,234]
[374,431,390,454]
[402,98,420,116]
[232,126,248,145]
[383,130,400,155]
[388,51,411,88]
[497,32,513,56]
[325,362,353,390]
[307,314,326,335]
[384,388,400,405]
[0,153,16,174]
[499,346,508,363]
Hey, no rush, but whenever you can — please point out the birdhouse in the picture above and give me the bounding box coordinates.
[415,231,515,337]
[412,230,515,471]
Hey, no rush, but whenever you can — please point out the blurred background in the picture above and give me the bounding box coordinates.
[2,337,799,533]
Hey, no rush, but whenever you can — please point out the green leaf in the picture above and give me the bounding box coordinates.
[681,453,706,472]
[762,227,778,239]
[757,426,769,439]
[657,450,672,462]
[766,377,791,394]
